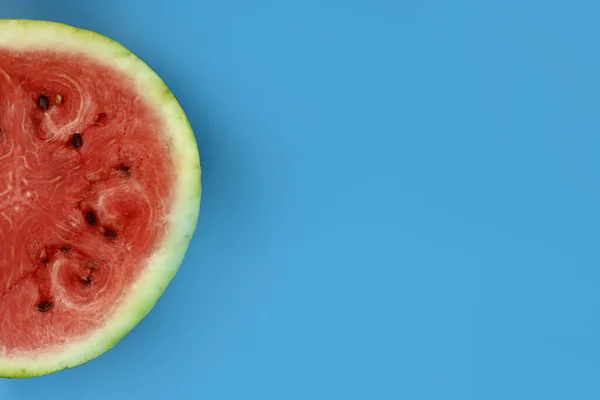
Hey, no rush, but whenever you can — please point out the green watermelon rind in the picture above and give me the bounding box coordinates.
[0,19,201,378]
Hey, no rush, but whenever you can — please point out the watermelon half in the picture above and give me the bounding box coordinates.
[0,20,201,378]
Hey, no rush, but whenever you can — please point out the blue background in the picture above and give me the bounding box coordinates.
[1,0,600,399]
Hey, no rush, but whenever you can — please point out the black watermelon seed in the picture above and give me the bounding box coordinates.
[104,229,117,240]
[38,95,50,110]
[85,211,97,226]
[80,276,92,286]
[42,257,49,265]
[115,164,131,176]
[60,246,71,252]
[37,301,53,312]
[71,133,83,149]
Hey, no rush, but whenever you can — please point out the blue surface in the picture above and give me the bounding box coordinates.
[2,0,600,399]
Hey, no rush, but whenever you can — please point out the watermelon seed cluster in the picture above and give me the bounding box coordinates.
[29,92,123,315]
[84,209,119,240]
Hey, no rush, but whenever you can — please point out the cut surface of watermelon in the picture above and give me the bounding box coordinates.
[0,19,201,377]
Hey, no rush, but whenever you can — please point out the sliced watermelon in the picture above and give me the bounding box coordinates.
[0,19,201,378]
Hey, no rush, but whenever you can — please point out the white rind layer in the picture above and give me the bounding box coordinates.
[0,19,201,378]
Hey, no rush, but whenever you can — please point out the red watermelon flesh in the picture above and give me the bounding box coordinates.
[0,49,175,352]
[0,20,201,377]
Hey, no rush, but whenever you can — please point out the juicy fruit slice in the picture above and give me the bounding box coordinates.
[0,20,201,377]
